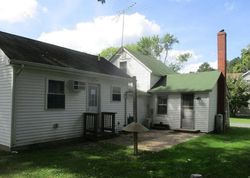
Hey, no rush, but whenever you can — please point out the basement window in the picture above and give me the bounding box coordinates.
[157,96,168,114]
[47,80,65,109]
[112,86,121,101]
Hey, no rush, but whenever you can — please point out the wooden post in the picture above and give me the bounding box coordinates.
[133,76,137,123]
[132,76,138,155]
[134,132,138,155]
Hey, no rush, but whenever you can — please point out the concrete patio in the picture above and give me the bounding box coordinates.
[101,129,203,152]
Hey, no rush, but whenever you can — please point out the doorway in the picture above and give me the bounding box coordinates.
[87,84,100,113]
[181,94,194,129]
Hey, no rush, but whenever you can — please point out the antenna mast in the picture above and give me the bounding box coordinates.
[117,2,136,47]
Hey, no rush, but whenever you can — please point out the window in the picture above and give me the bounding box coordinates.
[112,87,121,101]
[120,61,127,73]
[157,96,168,114]
[47,80,65,109]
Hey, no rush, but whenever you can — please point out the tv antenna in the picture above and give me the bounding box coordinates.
[115,2,136,47]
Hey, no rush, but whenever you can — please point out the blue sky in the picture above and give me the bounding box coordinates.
[0,0,249,72]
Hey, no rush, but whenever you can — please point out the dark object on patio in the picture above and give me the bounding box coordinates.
[83,112,116,140]
[127,116,134,125]
[151,122,170,130]
[174,128,200,133]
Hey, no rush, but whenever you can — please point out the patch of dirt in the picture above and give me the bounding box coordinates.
[101,130,203,152]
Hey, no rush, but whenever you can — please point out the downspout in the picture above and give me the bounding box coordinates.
[10,64,24,149]
[124,90,132,126]
[124,91,127,127]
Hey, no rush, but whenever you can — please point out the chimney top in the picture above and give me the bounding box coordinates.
[217,30,227,78]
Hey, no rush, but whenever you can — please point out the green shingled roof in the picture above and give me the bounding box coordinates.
[150,71,221,93]
[125,48,175,76]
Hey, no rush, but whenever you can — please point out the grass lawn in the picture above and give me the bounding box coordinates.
[230,117,250,124]
[0,127,250,178]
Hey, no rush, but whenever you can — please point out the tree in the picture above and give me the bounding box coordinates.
[168,53,192,72]
[98,0,105,4]
[100,33,190,72]
[100,47,119,60]
[227,45,250,73]
[161,33,179,64]
[227,77,250,116]
[241,45,250,72]
[137,35,163,58]
[197,62,215,72]
[227,57,241,73]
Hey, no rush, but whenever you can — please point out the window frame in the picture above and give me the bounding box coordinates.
[119,61,127,73]
[157,95,168,115]
[111,86,121,102]
[46,79,66,110]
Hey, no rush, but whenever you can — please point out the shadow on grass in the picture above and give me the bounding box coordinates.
[0,127,249,178]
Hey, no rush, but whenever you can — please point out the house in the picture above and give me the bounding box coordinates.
[0,31,134,151]
[111,30,229,132]
[230,71,250,116]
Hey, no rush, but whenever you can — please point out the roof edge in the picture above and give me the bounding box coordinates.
[10,59,133,81]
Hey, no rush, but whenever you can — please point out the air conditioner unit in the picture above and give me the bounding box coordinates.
[68,80,85,92]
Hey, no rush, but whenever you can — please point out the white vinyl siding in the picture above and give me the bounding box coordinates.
[194,93,210,132]
[152,92,211,132]
[153,94,181,129]
[0,50,13,147]
[112,51,151,92]
[14,67,130,146]
[208,84,218,132]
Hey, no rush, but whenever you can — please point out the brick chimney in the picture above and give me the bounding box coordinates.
[217,30,227,130]
[217,30,227,78]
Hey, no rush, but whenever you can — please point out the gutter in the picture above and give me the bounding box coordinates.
[10,59,133,82]
[10,64,24,149]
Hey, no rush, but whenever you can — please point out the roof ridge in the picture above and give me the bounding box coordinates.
[0,30,101,59]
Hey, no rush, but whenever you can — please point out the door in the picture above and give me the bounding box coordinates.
[181,94,194,129]
[87,84,99,113]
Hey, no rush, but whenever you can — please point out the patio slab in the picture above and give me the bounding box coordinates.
[101,129,203,152]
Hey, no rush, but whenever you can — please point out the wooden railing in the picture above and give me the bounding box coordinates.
[101,112,116,134]
[83,113,98,136]
[83,112,116,138]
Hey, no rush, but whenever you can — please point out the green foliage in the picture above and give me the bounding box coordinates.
[228,45,250,73]
[100,47,119,60]
[161,33,179,63]
[100,33,189,72]
[168,53,192,72]
[227,57,242,73]
[0,128,250,178]
[137,35,163,58]
[227,77,250,116]
[197,62,215,72]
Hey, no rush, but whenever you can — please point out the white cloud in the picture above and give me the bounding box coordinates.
[180,60,217,73]
[224,1,235,11]
[38,13,161,54]
[0,0,38,23]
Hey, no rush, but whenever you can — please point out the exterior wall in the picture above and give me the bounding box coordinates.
[14,67,130,147]
[150,74,160,88]
[0,50,13,148]
[194,93,210,132]
[112,51,151,92]
[239,72,250,115]
[152,92,211,132]
[152,94,181,129]
[208,84,218,132]
[137,95,149,124]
